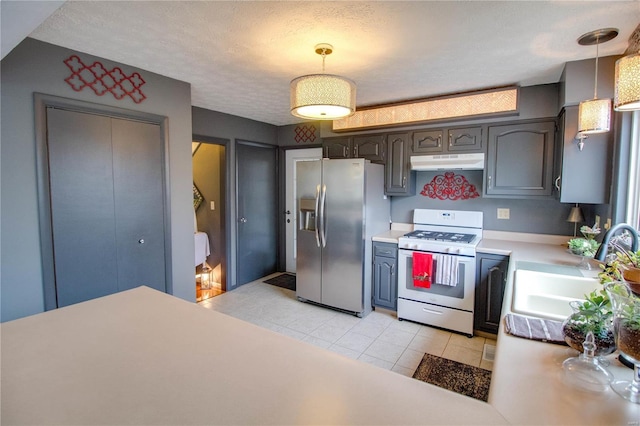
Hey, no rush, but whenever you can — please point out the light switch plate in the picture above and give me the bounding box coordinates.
[210,201,215,211]
[497,208,510,220]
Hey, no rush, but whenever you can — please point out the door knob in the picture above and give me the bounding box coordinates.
[138,239,145,244]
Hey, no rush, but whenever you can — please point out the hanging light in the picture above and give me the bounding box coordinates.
[614,50,640,111]
[576,29,618,142]
[290,44,356,120]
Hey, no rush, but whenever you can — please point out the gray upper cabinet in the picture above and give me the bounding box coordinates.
[353,134,386,164]
[411,129,444,153]
[385,133,414,196]
[323,136,351,159]
[323,135,386,164]
[554,106,612,204]
[411,126,483,154]
[485,119,556,197]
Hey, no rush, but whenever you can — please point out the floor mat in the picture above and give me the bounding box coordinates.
[412,353,492,402]
[263,273,296,291]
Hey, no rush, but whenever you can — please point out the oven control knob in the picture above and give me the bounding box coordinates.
[453,248,461,254]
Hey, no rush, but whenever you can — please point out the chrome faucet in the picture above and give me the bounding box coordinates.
[594,223,639,262]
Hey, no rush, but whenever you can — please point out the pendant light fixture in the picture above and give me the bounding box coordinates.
[576,28,618,147]
[290,44,356,120]
[614,23,640,111]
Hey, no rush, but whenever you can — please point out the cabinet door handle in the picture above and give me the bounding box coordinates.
[555,175,561,191]
[449,134,453,147]
[343,146,347,158]
[402,176,406,188]
[488,175,492,189]
[390,264,395,275]
[437,136,441,147]
[354,145,359,157]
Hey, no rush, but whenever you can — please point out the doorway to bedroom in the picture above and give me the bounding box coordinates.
[192,140,226,301]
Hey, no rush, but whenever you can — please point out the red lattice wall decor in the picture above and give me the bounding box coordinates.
[420,172,479,200]
[294,124,317,143]
[63,55,147,104]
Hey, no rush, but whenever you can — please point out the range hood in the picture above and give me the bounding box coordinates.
[410,153,485,171]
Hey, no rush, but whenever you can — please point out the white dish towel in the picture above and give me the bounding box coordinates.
[435,254,459,286]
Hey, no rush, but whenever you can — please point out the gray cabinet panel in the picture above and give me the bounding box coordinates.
[486,120,556,197]
[385,133,414,196]
[448,126,483,152]
[111,118,166,292]
[411,130,443,153]
[47,108,119,307]
[323,137,351,159]
[555,106,612,204]
[474,253,509,334]
[353,134,385,164]
[372,242,397,310]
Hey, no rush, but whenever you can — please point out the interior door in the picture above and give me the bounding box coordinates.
[285,148,322,273]
[47,108,166,307]
[236,141,277,286]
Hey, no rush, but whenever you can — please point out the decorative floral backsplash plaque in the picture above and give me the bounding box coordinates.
[63,55,147,103]
[420,172,479,200]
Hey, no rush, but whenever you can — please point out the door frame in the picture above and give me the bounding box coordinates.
[34,93,172,310]
[192,134,230,291]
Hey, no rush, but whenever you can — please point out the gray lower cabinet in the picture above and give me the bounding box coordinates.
[474,253,509,334]
[485,119,556,197]
[385,133,414,196]
[554,106,612,204]
[372,242,398,310]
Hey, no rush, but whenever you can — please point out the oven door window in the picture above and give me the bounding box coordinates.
[404,255,466,299]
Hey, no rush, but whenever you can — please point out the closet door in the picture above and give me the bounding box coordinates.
[111,118,166,292]
[47,108,119,306]
[47,108,166,307]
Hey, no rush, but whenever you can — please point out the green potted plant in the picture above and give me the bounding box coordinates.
[561,289,616,356]
[568,225,601,257]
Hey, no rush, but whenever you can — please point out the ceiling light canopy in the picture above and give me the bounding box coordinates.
[576,28,617,138]
[290,44,356,120]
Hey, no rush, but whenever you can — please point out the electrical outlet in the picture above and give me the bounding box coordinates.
[497,208,510,220]
[595,215,600,228]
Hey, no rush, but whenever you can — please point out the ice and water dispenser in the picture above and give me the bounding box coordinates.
[298,198,316,231]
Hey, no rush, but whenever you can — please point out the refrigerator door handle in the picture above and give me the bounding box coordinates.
[319,184,327,248]
[314,185,321,247]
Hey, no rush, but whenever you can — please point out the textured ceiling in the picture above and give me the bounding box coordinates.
[29,1,640,126]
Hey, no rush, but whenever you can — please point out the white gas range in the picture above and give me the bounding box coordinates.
[397,209,483,337]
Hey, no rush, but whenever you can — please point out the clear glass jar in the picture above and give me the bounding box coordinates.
[561,300,616,356]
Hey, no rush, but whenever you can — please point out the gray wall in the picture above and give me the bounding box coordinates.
[191,106,278,289]
[391,171,577,235]
[1,38,194,322]
[193,143,225,287]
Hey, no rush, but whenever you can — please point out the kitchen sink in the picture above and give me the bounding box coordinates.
[511,269,601,321]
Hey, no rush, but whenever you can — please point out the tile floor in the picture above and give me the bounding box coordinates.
[198,273,496,377]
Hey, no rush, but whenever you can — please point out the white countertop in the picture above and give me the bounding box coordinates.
[480,239,640,425]
[4,238,639,424]
[1,286,507,425]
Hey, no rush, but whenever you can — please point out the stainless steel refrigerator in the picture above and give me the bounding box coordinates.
[296,158,390,317]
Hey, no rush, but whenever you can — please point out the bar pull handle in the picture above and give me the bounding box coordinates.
[402,176,406,188]
[314,185,321,247]
[437,136,441,147]
[342,146,347,158]
[488,175,492,189]
[319,184,327,248]
[555,175,561,191]
[422,308,443,315]
[449,134,453,147]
